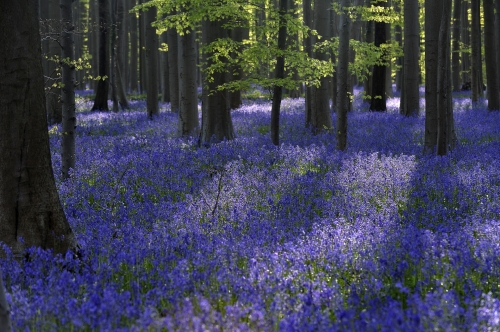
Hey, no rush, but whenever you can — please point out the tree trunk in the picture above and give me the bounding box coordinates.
[178,28,199,135]
[437,0,453,156]
[424,0,442,153]
[91,0,110,111]
[303,0,313,126]
[364,19,374,96]
[0,268,12,332]
[394,1,402,92]
[229,26,245,109]
[370,14,387,112]
[167,27,179,113]
[336,0,351,151]
[60,0,76,180]
[160,32,170,103]
[0,0,76,257]
[115,0,129,109]
[47,0,62,124]
[311,0,333,132]
[199,19,235,146]
[451,0,461,91]
[129,0,138,92]
[145,6,159,118]
[470,0,481,102]
[482,0,499,110]
[461,0,470,84]
[400,0,420,116]
[496,0,500,93]
[271,0,288,145]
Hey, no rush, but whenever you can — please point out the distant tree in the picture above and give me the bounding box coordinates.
[160,31,170,103]
[400,0,419,116]
[145,5,159,118]
[336,0,351,151]
[60,0,76,180]
[482,0,499,110]
[310,0,333,132]
[178,25,199,135]
[451,0,461,91]
[303,0,313,126]
[129,0,139,92]
[270,0,288,146]
[47,0,63,124]
[91,0,110,111]
[369,0,387,112]
[470,0,481,102]
[1,0,76,256]
[167,26,179,113]
[0,268,11,332]
[424,0,442,153]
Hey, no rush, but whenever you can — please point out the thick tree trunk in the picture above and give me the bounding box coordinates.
[0,0,76,257]
[0,268,12,332]
[178,29,199,135]
[437,0,453,156]
[401,0,420,116]
[482,0,499,110]
[336,0,351,151]
[199,19,235,146]
[160,32,170,103]
[370,19,387,111]
[91,0,110,111]
[461,0,470,83]
[271,0,288,145]
[167,27,179,113]
[115,0,129,109]
[424,0,442,153]
[451,0,461,91]
[60,0,76,180]
[496,0,500,92]
[145,6,159,118]
[470,0,481,102]
[311,0,333,132]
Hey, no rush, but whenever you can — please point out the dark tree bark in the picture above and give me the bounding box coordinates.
[437,0,454,155]
[460,0,470,83]
[482,0,499,110]
[310,0,333,132]
[199,19,235,146]
[91,0,110,111]
[160,32,170,103]
[167,26,179,113]
[400,0,420,116]
[451,0,461,91]
[271,0,288,145]
[336,0,351,151]
[470,0,481,102]
[60,0,76,180]
[178,28,199,135]
[496,0,500,91]
[424,0,442,153]
[145,6,159,118]
[129,0,139,92]
[114,0,129,109]
[303,0,313,126]
[394,1,402,92]
[0,0,76,257]
[369,16,387,112]
[46,0,62,124]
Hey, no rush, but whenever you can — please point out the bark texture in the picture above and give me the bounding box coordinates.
[92,0,110,111]
[167,27,179,113]
[336,0,351,151]
[0,0,76,257]
[145,6,159,118]
[470,0,481,102]
[482,0,499,110]
[401,0,420,116]
[178,29,199,135]
[369,1,387,112]
[451,0,461,91]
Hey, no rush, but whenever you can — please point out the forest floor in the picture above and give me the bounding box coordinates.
[2,89,500,331]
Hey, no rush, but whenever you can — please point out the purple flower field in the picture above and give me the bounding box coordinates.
[2,92,500,331]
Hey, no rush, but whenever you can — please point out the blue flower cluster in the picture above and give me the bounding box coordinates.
[2,92,500,331]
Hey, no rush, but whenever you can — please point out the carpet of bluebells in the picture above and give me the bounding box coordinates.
[2,89,500,331]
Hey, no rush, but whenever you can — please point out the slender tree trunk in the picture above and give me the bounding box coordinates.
[424,0,442,153]
[452,0,461,91]
[199,19,235,146]
[401,0,420,116]
[91,0,110,111]
[310,0,333,132]
[303,0,313,126]
[139,0,147,94]
[0,268,12,332]
[0,0,77,257]
[167,27,179,113]
[437,0,453,156]
[228,26,245,109]
[145,6,159,118]
[394,2,402,92]
[336,0,351,151]
[60,0,76,179]
[115,0,129,109]
[471,0,481,102]
[271,0,288,145]
[90,0,99,91]
[496,0,500,92]
[178,28,199,135]
[129,0,138,92]
[482,0,499,110]
[384,9,393,98]
[461,0,470,84]
[370,11,387,112]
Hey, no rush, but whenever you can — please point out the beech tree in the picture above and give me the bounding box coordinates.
[336,0,351,151]
[145,5,159,118]
[92,0,111,111]
[470,0,481,102]
[400,0,419,116]
[482,0,499,110]
[0,0,76,256]
[369,0,388,112]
